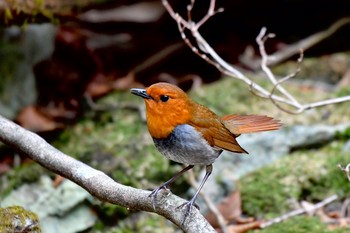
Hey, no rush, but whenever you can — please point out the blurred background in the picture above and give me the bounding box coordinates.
[1,0,350,232]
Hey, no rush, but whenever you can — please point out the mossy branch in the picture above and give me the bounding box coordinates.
[0,114,215,233]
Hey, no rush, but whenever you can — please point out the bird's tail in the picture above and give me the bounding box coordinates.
[221,114,282,135]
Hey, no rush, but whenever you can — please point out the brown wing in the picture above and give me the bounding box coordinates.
[188,103,247,154]
[221,114,282,135]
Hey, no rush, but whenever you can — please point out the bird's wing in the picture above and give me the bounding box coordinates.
[221,114,281,135]
[188,104,247,153]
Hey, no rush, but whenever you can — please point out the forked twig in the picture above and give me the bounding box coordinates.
[242,17,350,69]
[162,0,350,114]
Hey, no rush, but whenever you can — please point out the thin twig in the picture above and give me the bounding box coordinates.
[187,169,230,233]
[268,49,305,114]
[242,17,350,69]
[161,0,350,114]
[257,27,302,107]
[261,195,338,228]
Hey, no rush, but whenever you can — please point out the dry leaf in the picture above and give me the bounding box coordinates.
[206,190,242,228]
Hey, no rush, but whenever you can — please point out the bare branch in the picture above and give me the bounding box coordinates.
[162,0,350,114]
[261,195,338,228]
[242,17,350,69]
[0,114,215,233]
[257,28,303,108]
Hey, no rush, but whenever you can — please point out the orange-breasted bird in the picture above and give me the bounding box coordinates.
[131,82,281,218]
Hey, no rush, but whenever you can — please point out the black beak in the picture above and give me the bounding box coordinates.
[130,88,152,99]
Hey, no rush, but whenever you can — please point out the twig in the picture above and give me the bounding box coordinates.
[261,195,338,228]
[264,48,305,114]
[161,0,350,114]
[242,17,350,70]
[187,169,230,233]
[257,28,302,107]
[0,114,215,233]
[338,164,350,182]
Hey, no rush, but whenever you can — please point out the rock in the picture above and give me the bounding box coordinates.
[343,139,350,152]
[0,24,56,119]
[1,176,96,233]
[0,206,41,233]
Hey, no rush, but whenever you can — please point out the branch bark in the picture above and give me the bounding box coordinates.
[0,114,215,233]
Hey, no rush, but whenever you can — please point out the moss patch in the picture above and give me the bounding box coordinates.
[0,206,42,232]
[241,141,350,219]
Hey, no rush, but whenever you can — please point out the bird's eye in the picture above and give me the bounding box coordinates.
[160,95,170,102]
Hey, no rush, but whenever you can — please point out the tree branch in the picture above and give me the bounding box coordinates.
[261,195,338,228]
[162,0,350,114]
[0,114,215,233]
[241,17,350,69]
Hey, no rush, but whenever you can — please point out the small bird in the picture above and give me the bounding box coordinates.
[131,82,281,218]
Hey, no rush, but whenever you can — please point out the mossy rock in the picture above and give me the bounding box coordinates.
[0,206,42,232]
[241,141,350,219]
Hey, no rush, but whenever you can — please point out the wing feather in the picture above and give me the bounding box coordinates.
[221,114,281,135]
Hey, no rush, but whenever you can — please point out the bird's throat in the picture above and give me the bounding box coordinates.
[146,107,191,139]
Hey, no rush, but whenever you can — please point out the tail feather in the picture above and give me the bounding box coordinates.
[221,114,282,135]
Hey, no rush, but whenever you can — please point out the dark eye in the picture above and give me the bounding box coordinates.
[160,95,169,102]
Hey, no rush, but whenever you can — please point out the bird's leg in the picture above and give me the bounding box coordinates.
[149,165,194,209]
[177,164,213,223]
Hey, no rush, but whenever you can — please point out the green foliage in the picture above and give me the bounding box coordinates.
[241,141,350,218]
[335,126,350,141]
[336,87,350,98]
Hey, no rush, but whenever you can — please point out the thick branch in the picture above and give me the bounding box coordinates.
[0,114,215,233]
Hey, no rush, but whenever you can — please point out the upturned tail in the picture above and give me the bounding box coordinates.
[221,114,282,135]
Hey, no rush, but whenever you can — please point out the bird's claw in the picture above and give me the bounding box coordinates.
[149,185,170,210]
[176,200,199,224]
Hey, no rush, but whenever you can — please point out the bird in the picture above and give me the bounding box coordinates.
[131,82,281,219]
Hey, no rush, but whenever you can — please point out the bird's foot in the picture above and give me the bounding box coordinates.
[176,199,199,224]
[149,185,170,210]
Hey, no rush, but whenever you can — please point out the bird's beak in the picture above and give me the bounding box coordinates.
[130,88,152,99]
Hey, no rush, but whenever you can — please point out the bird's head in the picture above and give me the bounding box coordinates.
[131,82,193,139]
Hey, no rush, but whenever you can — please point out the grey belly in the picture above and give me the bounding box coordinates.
[153,124,222,165]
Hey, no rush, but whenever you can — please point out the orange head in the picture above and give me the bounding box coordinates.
[131,82,193,139]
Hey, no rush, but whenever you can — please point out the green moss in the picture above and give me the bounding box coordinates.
[257,216,348,233]
[335,126,350,141]
[241,141,350,218]
[0,206,42,232]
